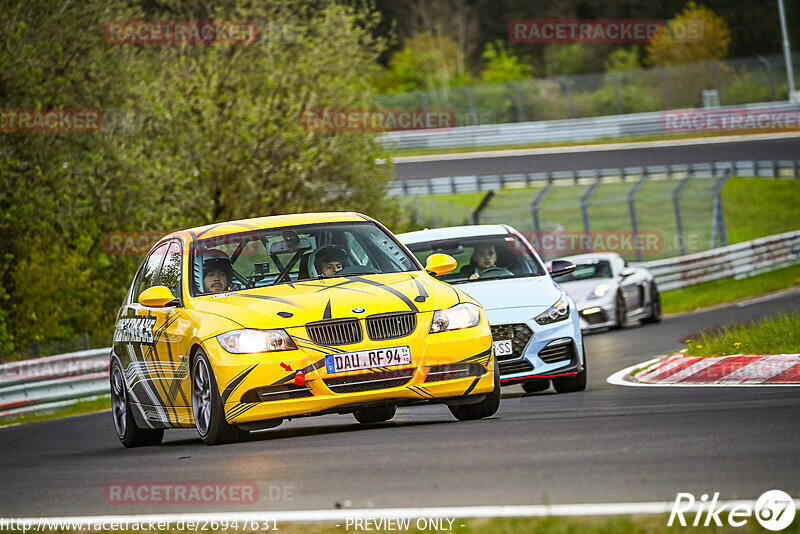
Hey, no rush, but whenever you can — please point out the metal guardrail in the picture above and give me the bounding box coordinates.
[0,348,109,421]
[644,230,800,291]
[379,101,800,151]
[1,230,798,420]
[388,159,800,196]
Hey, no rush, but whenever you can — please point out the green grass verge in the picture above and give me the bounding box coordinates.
[405,177,800,260]
[661,263,800,315]
[0,395,110,427]
[683,311,800,357]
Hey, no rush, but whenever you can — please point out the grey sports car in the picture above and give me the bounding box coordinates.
[551,252,662,331]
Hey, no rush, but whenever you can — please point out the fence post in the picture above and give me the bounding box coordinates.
[581,172,601,252]
[627,170,648,262]
[711,167,732,249]
[609,73,623,114]
[558,77,576,118]
[505,82,526,122]
[673,171,692,256]
[459,87,479,125]
[758,56,777,101]
[659,68,672,109]
[416,90,430,110]
[707,61,723,105]
[532,174,553,246]
[472,190,495,225]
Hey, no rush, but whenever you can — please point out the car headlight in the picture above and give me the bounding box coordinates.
[217,329,296,354]
[588,283,611,299]
[430,303,481,333]
[535,293,570,325]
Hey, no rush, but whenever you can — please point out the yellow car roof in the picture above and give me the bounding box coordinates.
[167,212,373,242]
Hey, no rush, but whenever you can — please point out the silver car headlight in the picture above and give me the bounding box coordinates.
[535,292,570,325]
[217,329,296,354]
[430,303,481,333]
[588,283,611,299]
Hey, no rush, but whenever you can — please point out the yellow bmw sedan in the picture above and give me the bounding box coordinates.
[110,212,498,446]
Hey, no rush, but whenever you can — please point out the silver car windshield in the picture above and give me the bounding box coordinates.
[405,234,546,284]
[556,261,613,282]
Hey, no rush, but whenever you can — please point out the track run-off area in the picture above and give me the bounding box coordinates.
[1,290,798,518]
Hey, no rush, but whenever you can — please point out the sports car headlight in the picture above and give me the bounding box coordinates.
[217,329,296,354]
[430,303,481,333]
[535,293,570,325]
[589,283,611,299]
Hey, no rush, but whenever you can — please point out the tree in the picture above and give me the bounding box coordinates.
[0,0,395,353]
[480,41,532,84]
[646,2,732,66]
[380,32,469,96]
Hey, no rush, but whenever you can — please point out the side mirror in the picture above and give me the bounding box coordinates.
[621,267,636,278]
[139,286,178,307]
[549,259,575,278]
[425,253,457,277]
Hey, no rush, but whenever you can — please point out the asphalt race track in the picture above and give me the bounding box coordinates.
[394,136,800,180]
[2,291,799,518]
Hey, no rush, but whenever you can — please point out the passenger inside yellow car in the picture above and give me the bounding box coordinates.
[313,245,348,277]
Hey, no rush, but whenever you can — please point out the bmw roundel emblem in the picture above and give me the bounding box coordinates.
[352,307,366,314]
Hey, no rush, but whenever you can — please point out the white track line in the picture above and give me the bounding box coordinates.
[607,357,800,387]
[9,500,800,525]
[389,131,800,164]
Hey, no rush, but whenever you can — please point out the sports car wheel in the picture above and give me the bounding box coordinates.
[642,282,663,324]
[552,343,587,393]
[111,360,163,448]
[192,349,249,445]
[354,405,396,424]
[521,378,550,393]
[613,292,627,329]
[449,359,500,421]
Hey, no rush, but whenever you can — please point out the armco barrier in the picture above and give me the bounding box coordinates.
[388,159,800,196]
[1,230,798,421]
[0,348,109,421]
[644,230,800,291]
[379,101,800,151]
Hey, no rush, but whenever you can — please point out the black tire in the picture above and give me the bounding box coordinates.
[613,291,627,329]
[192,349,249,445]
[552,343,587,393]
[110,360,164,448]
[641,282,663,324]
[354,405,397,424]
[521,378,550,393]
[448,359,501,421]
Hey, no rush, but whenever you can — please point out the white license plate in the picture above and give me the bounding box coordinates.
[325,345,412,374]
[493,340,513,356]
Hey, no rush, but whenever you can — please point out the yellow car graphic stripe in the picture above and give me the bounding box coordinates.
[220,364,258,404]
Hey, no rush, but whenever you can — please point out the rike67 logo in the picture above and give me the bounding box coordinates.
[669,490,796,531]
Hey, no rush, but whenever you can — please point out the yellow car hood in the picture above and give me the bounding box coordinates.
[189,272,463,330]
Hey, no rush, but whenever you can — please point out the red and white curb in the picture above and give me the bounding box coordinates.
[608,353,800,387]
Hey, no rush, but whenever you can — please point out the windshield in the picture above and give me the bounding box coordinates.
[190,222,418,295]
[405,234,546,284]
[556,260,613,282]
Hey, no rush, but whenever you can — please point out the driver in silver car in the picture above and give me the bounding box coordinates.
[465,244,497,280]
